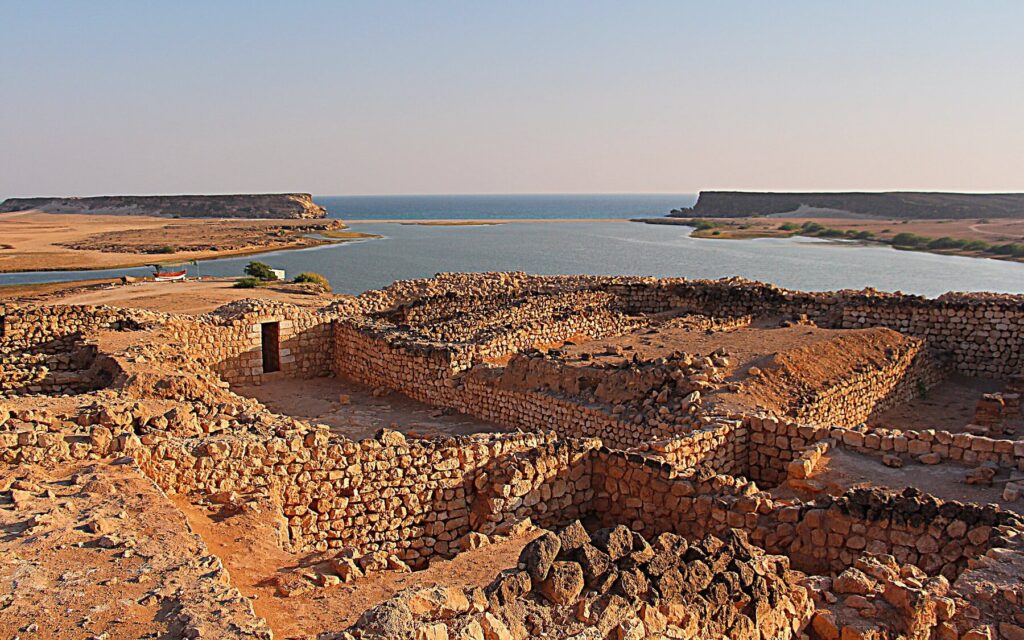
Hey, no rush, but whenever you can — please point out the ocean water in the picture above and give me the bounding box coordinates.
[4,221,1023,298]
[314,193,697,220]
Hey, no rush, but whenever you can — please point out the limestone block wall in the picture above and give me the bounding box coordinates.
[638,418,747,476]
[747,412,1024,479]
[334,321,686,450]
[745,415,832,486]
[468,439,599,535]
[0,410,574,564]
[586,447,1021,580]
[604,280,1024,378]
[5,407,1020,584]
[161,303,334,385]
[0,303,158,350]
[589,448,764,539]
[830,423,1024,471]
[786,343,947,425]
[775,489,1019,579]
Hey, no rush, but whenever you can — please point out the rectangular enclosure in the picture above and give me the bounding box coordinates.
[261,321,281,373]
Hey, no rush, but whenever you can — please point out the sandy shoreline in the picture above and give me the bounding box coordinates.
[0,211,344,273]
[0,212,633,274]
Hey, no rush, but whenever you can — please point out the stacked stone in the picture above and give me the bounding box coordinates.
[0,303,162,350]
[638,419,746,475]
[785,342,946,426]
[974,392,1020,437]
[804,554,957,640]
[781,487,1021,580]
[343,524,815,640]
[831,424,1024,472]
[746,415,832,486]
[747,413,1024,479]
[786,441,831,482]
[590,448,768,542]
[469,439,599,536]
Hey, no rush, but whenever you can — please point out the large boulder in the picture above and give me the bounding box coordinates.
[593,525,633,561]
[518,531,561,582]
[538,561,585,605]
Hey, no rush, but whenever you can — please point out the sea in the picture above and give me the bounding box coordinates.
[3,194,1024,298]
[313,193,696,220]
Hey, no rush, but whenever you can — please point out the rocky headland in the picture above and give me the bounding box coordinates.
[0,193,327,219]
[673,191,1024,219]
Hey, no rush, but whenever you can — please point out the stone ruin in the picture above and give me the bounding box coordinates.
[1,272,1023,639]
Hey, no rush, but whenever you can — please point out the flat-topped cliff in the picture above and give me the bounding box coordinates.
[0,193,327,219]
[673,191,1024,219]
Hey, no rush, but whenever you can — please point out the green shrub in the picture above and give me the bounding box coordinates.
[244,261,277,281]
[817,228,846,238]
[854,230,875,240]
[293,272,332,292]
[892,233,929,248]
[778,222,799,231]
[800,221,825,233]
[687,218,720,231]
[962,240,990,251]
[927,236,967,250]
[987,243,1024,257]
[233,277,262,288]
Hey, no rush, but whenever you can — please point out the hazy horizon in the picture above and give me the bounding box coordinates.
[3,1,1023,197]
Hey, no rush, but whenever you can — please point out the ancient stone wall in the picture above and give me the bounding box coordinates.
[586,447,1020,580]
[334,321,686,450]
[159,302,334,384]
[605,280,1024,378]
[785,342,947,426]
[0,303,158,349]
[0,407,586,565]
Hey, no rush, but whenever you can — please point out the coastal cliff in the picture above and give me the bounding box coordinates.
[0,193,327,219]
[672,191,1024,219]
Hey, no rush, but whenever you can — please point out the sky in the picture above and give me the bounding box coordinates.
[2,1,1023,197]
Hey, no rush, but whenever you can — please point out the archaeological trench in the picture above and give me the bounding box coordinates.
[1,273,1023,640]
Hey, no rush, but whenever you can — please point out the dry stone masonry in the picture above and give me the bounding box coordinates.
[2,272,1023,639]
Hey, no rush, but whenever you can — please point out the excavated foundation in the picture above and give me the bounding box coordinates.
[1,273,1022,640]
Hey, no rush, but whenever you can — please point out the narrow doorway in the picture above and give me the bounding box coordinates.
[261,321,281,373]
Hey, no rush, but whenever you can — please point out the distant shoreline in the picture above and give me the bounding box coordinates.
[345,217,631,224]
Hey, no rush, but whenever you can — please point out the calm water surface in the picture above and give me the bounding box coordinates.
[3,221,1023,298]
[314,193,696,220]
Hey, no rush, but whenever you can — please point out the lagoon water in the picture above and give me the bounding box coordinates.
[314,193,697,220]
[4,220,1023,298]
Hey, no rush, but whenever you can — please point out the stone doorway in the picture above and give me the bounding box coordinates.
[261,321,281,373]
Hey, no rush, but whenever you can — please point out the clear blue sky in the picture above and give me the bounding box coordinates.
[2,1,1022,197]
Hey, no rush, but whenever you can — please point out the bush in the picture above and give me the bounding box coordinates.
[153,245,177,254]
[891,233,929,248]
[233,277,262,289]
[817,228,846,238]
[244,261,277,281]
[962,240,990,251]
[853,230,875,240]
[778,222,799,231]
[293,272,332,292]
[987,243,1024,257]
[686,218,720,231]
[927,236,967,250]
[800,221,825,234]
